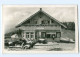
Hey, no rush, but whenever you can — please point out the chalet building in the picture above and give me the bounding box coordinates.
[16,8,67,42]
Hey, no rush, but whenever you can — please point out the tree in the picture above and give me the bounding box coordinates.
[62,22,75,31]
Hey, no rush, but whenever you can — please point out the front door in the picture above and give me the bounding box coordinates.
[56,32,61,38]
[41,32,46,38]
[35,31,46,38]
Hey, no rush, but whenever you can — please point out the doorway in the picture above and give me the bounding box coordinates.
[56,32,61,38]
[41,32,46,38]
[35,31,46,38]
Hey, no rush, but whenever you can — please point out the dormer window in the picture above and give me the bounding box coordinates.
[42,20,50,24]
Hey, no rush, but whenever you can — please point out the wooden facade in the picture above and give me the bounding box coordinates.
[16,8,67,42]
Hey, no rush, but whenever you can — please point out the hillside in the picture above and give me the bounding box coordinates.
[61,29,75,41]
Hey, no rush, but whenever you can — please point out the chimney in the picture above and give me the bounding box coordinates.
[40,8,42,11]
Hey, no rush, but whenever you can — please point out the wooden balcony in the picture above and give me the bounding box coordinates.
[19,24,61,31]
[23,24,58,27]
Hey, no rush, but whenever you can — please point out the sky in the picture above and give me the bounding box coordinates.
[2,5,77,33]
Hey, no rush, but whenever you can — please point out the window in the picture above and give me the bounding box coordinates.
[26,32,34,38]
[33,20,37,24]
[52,20,54,23]
[26,32,29,34]
[31,35,34,38]
[31,32,33,34]
[41,32,46,38]
[30,32,34,38]
[56,32,61,38]
[34,21,37,24]
[42,20,50,24]
[46,34,51,38]
[26,32,29,38]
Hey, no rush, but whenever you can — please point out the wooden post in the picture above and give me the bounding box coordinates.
[24,32,26,39]
[50,20,51,24]
[34,31,35,39]
[29,32,31,40]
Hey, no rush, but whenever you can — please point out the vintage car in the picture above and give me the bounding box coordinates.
[5,38,38,49]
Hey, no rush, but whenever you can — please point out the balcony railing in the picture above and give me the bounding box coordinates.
[23,24,58,26]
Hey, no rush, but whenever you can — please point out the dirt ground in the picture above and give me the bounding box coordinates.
[5,42,75,51]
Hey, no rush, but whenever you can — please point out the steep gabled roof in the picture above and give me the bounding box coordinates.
[16,8,67,28]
